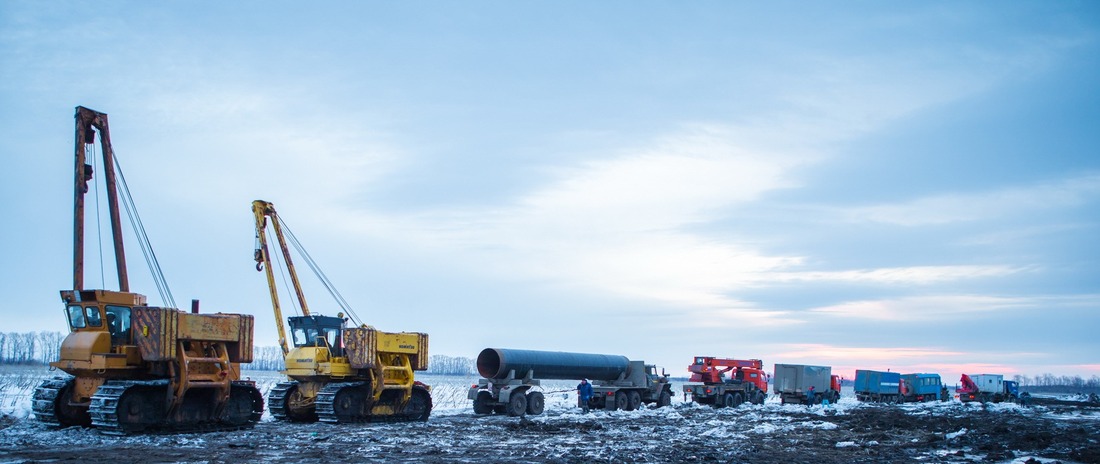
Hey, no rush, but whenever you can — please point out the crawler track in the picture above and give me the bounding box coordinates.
[267,381,296,421]
[31,377,69,426]
[88,380,263,435]
[316,382,432,423]
[32,376,91,427]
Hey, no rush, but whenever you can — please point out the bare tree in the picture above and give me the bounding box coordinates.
[247,346,285,371]
[425,355,474,376]
[36,331,65,364]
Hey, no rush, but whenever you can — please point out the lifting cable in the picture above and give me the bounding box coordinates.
[266,230,304,318]
[275,216,364,327]
[112,151,176,308]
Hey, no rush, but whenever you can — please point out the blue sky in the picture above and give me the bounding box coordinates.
[2,1,1098,381]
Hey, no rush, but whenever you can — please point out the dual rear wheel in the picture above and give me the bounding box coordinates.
[505,391,545,416]
[722,392,744,408]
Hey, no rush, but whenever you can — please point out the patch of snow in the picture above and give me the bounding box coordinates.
[749,422,786,434]
[805,421,838,430]
[945,428,967,440]
[835,441,858,448]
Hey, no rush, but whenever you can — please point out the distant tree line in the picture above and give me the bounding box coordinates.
[245,348,475,376]
[423,354,475,376]
[250,346,285,371]
[0,332,64,365]
[1014,374,1100,392]
[0,331,474,376]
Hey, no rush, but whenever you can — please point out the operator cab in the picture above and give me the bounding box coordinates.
[288,315,346,357]
[60,289,139,347]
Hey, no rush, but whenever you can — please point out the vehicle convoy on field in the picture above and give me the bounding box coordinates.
[957,374,1020,403]
[682,356,768,407]
[900,373,950,402]
[773,364,841,405]
[469,348,673,416]
[252,200,432,423]
[851,370,951,404]
[32,106,263,435]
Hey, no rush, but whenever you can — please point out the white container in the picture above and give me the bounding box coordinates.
[970,374,1004,394]
[773,364,832,393]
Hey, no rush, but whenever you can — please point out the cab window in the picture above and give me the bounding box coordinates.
[84,306,102,327]
[67,305,86,329]
[324,328,339,347]
[105,306,132,344]
[292,328,323,347]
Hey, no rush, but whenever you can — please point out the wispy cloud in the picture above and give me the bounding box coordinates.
[841,173,1100,226]
[767,265,1023,285]
[124,89,405,213]
[809,294,1100,321]
[354,125,811,315]
[324,15,1092,329]
[773,343,964,362]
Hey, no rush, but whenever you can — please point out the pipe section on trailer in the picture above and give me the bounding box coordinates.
[477,348,631,381]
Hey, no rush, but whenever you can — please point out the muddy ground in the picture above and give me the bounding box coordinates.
[1,400,1098,463]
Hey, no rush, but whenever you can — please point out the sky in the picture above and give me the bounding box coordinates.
[1,1,1098,383]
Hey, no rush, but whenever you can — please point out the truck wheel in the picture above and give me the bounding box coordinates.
[724,392,744,408]
[473,391,493,415]
[507,393,527,417]
[614,392,629,410]
[657,391,672,408]
[752,391,765,405]
[526,392,545,415]
[627,391,641,411]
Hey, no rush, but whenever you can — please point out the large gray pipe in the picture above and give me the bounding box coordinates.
[477,348,631,381]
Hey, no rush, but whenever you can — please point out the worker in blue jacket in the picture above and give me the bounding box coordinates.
[577,379,593,413]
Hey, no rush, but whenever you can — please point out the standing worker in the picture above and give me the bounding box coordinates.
[577,379,593,413]
[807,385,817,405]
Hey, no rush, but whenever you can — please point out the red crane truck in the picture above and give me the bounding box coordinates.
[682,356,769,407]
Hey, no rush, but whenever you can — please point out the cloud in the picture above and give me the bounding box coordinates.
[841,173,1100,226]
[773,343,964,361]
[768,265,1023,286]
[119,88,405,215]
[321,16,1093,327]
[340,124,814,316]
[808,294,1099,322]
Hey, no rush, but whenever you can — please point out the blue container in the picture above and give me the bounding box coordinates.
[854,370,901,395]
[901,373,942,396]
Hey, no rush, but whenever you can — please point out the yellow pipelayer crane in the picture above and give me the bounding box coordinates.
[32,106,263,435]
[252,200,431,422]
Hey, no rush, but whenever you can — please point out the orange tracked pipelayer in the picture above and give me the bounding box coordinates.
[32,106,263,435]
